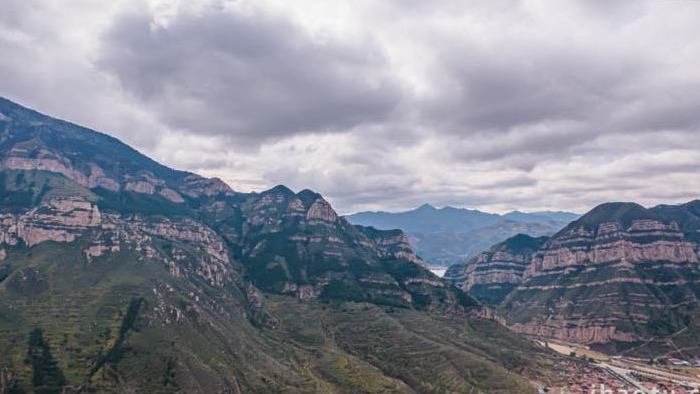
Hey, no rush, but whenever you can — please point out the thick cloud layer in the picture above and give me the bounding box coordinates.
[1,0,700,214]
[100,6,401,143]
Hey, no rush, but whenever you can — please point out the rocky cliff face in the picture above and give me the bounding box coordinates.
[0,197,101,253]
[0,97,232,202]
[0,97,545,393]
[0,194,236,288]
[0,97,473,313]
[445,234,547,305]
[201,186,473,311]
[355,226,427,266]
[502,202,700,346]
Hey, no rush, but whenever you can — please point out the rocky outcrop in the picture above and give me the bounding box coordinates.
[445,234,547,305]
[0,154,227,205]
[84,215,233,286]
[2,154,121,192]
[225,186,477,312]
[0,97,530,393]
[0,197,102,255]
[356,226,427,266]
[0,195,233,286]
[306,198,338,223]
[159,188,185,203]
[523,220,697,276]
[178,174,234,198]
[125,180,156,194]
[503,203,700,345]
[0,99,230,203]
[0,97,479,319]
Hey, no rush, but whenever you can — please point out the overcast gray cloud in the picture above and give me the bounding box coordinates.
[99,4,402,143]
[2,0,700,214]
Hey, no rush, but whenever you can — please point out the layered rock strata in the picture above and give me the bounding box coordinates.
[0,196,234,287]
[503,203,700,344]
[445,234,547,305]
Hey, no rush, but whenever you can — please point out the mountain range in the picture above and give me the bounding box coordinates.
[447,201,700,356]
[5,95,700,392]
[346,204,579,268]
[0,97,563,392]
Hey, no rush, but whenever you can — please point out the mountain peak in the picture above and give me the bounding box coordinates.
[296,188,322,205]
[347,203,578,265]
[0,97,533,393]
[501,233,549,254]
[262,184,294,196]
[565,201,658,231]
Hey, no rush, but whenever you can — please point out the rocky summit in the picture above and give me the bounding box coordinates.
[0,97,559,393]
[449,201,700,356]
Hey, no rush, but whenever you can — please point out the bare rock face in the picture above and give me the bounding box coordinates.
[178,174,234,198]
[0,113,229,202]
[0,96,479,323]
[448,251,527,292]
[86,165,120,191]
[357,227,427,267]
[524,220,697,276]
[0,367,19,393]
[0,150,231,203]
[284,197,306,218]
[280,282,320,300]
[0,196,234,287]
[503,203,700,345]
[229,186,476,312]
[445,234,546,305]
[85,215,234,286]
[159,188,185,203]
[0,197,102,252]
[125,180,156,194]
[305,198,338,223]
[243,283,278,328]
[1,149,121,192]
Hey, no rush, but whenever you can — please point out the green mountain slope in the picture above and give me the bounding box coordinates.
[0,97,553,392]
[0,239,547,393]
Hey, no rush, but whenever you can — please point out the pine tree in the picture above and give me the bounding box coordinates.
[25,328,66,394]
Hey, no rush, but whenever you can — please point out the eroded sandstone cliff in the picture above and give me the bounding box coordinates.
[502,203,700,345]
[445,234,547,305]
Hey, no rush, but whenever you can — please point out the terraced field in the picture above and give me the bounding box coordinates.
[0,240,559,393]
[0,242,151,387]
[266,297,554,393]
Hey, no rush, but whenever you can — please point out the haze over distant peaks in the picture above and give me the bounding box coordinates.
[346,205,579,267]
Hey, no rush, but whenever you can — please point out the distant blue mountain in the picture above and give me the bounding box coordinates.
[502,210,580,224]
[346,205,579,267]
[348,203,501,233]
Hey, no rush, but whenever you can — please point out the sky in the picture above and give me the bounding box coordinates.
[2,0,700,214]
